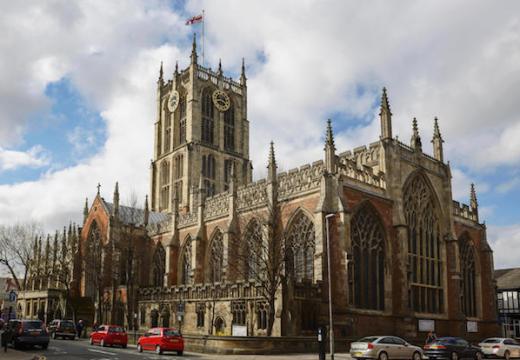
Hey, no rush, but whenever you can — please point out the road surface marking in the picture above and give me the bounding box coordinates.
[88,348,118,355]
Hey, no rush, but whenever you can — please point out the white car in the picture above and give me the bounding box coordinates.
[479,338,520,360]
[350,336,424,360]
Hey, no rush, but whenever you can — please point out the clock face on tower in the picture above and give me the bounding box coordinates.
[168,90,180,112]
[212,90,231,112]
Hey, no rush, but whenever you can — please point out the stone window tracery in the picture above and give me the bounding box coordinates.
[224,105,235,151]
[202,154,216,197]
[349,203,385,310]
[201,89,214,144]
[152,243,166,287]
[209,231,224,283]
[256,301,268,330]
[174,154,183,204]
[179,95,186,144]
[243,219,262,280]
[287,212,315,282]
[160,160,170,211]
[196,302,205,327]
[404,174,443,313]
[181,237,192,285]
[460,234,477,317]
[231,300,246,325]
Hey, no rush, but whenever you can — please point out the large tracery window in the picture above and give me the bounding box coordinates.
[152,244,166,287]
[349,203,385,310]
[404,174,443,313]
[85,222,102,299]
[160,160,170,211]
[201,154,216,197]
[208,231,224,283]
[460,234,477,317]
[287,211,315,282]
[173,154,183,205]
[201,89,214,144]
[243,219,263,280]
[181,237,192,285]
[179,95,187,144]
[224,105,235,151]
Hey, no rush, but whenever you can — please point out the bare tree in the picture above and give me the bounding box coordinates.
[0,222,42,290]
[54,226,79,322]
[229,191,287,336]
[83,221,104,323]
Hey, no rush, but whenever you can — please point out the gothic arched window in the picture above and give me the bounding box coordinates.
[85,221,102,299]
[201,89,214,144]
[404,174,443,313]
[460,234,477,317]
[243,219,262,280]
[179,95,187,144]
[160,161,170,211]
[224,105,234,151]
[286,211,315,282]
[152,244,166,287]
[208,231,224,283]
[181,237,192,285]
[164,101,171,152]
[201,154,216,196]
[349,203,385,310]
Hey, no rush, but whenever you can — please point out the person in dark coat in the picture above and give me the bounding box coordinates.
[76,320,84,339]
[425,331,437,344]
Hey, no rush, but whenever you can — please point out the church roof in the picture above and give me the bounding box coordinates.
[495,267,520,290]
[102,200,168,226]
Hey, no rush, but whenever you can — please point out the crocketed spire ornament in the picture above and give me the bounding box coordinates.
[379,87,392,140]
[410,117,422,152]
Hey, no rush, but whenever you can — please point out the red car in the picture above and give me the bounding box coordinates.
[89,325,128,348]
[137,327,184,355]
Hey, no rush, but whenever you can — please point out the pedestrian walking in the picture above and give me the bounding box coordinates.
[1,322,12,352]
[425,330,437,344]
[76,319,84,339]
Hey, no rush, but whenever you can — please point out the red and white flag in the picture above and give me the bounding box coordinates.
[185,14,203,25]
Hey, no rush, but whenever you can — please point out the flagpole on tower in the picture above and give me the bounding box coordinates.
[202,9,205,66]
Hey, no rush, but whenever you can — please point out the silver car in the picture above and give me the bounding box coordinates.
[479,338,520,360]
[350,336,424,360]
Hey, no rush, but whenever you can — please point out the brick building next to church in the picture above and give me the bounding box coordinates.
[40,34,499,351]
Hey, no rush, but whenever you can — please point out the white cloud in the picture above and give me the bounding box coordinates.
[488,224,520,269]
[0,145,50,171]
[0,0,518,270]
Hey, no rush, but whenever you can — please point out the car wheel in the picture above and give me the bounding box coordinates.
[137,344,143,353]
[156,345,162,354]
[413,351,422,360]
[505,351,511,360]
[379,352,389,360]
[42,343,49,350]
[52,332,56,339]
[122,344,127,349]
[100,339,106,347]
[451,352,459,360]
[70,336,75,340]
[177,350,184,356]
[475,352,483,360]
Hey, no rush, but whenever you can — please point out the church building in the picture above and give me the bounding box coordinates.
[79,35,499,350]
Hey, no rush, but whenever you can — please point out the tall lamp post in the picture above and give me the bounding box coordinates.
[325,213,336,360]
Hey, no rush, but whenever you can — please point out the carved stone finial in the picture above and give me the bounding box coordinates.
[83,197,89,224]
[324,119,337,174]
[267,141,277,182]
[96,183,101,195]
[240,57,247,85]
[113,181,120,216]
[432,117,444,162]
[158,61,164,81]
[190,33,198,65]
[470,183,478,209]
[218,58,223,76]
[144,195,149,226]
[411,117,422,152]
[175,61,179,75]
[379,87,392,140]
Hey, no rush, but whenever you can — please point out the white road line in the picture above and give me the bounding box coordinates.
[87,348,118,355]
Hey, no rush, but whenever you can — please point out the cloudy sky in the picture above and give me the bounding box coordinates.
[0,0,519,268]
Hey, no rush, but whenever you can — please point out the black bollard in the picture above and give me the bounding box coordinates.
[318,326,326,360]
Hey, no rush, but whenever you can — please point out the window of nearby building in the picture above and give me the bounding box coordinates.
[173,154,183,204]
[243,219,262,280]
[196,302,205,328]
[164,110,171,152]
[349,203,385,311]
[224,159,235,191]
[201,89,214,145]
[224,105,235,151]
[231,301,246,325]
[209,231,224,283]
[287,211,315,282]
[160,160,170,211]
[179,95,186,144]
[460,233,477,317]
[404,174,443,313]
[256,302,268,330]
[181,238,192,285]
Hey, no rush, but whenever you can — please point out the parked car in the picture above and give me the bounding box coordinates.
[424,337,483,360]
[89,325,127,348]
[350,336,424,360]
[48,319,76,340]
[479,338,520,360]
[8,319,49,349]
[137,327,184,355]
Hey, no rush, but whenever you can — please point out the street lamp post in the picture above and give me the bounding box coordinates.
[325,213,336,360]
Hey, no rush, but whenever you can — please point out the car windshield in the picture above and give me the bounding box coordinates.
[435,338,457,344]
[358,337,380,343]
[23,321,43,329]
[482,339,502,344]
[109,326,125,333]
[164,329,180,336]
[61,321,75,328]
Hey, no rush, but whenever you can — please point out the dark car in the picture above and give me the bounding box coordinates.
[8,319,50,349]
[424,337,483,360]
[48,319,76,340]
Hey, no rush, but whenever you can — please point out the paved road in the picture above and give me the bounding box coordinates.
[8,338,352,360]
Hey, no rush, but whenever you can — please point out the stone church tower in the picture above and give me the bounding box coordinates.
[150,34,252,213]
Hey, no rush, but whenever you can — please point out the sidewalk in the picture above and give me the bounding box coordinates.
[0,349,43,360]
